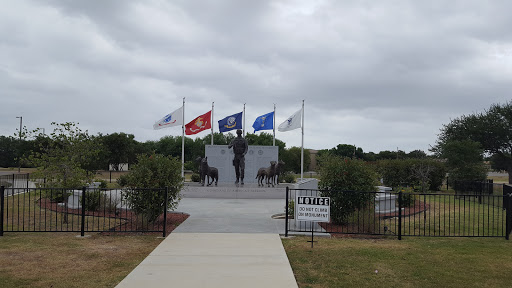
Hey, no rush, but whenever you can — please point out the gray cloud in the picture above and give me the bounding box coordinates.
[1,0,511,154]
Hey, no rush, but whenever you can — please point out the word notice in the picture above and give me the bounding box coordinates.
[295,196,330,222]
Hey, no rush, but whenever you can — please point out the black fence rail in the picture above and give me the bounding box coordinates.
[1,186,169,237]
[285,187,512,240]
[0,173,31,195]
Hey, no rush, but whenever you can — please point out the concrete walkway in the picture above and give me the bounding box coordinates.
[116,187,298,288]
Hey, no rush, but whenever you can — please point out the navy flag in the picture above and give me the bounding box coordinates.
[218,111,243,133]
[252,111,274,133]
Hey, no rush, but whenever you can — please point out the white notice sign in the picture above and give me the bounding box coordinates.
[295,196,330,222]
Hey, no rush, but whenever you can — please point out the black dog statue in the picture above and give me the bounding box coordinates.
[201,157,218,186]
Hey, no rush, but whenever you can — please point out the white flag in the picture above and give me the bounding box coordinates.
[278,108,302,132]
[153,106,183,130]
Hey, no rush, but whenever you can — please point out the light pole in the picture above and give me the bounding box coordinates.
[16,116,22,173]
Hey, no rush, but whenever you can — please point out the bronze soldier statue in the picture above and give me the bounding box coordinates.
[228,129,248,185]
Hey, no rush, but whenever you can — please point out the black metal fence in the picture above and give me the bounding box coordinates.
[1,186,169,237]
[0,173,31,195]
[285,187,512,240]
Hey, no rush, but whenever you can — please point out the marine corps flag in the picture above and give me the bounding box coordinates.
[185,110,212,135]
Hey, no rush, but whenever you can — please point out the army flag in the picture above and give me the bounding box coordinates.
[218,112,243,133]
[278,108,302,132]
[252,111,274,133]
[185,110,212,135]
[153,107,183,130]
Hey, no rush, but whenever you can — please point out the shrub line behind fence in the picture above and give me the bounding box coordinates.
[285,186,512,240]
[1,186,168,237]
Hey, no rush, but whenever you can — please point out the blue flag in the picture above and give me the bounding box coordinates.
[218,112,243,133]
[252,111,274,132]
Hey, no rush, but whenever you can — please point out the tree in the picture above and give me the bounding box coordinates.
[318,156,378,224]
[434,102,512,183]
[440,140,487,182]
[119,153,183,222]
[29,122,101,223]
[30,122,100,188]
[98,132,138,171]
[0,136,17,168]
[280,147,310,173]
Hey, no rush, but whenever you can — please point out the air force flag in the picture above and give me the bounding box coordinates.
[153,107,183,130]
[252,111,274,133]
[218,112,243,133]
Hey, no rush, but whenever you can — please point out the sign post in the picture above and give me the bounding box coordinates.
[295,195,330,248]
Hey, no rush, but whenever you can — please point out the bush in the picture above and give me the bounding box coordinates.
[377,159,446,192]
[191,173,201,183]
[81,190,101,211]
[81,190,120,212]
[120,154,183,222]
[94,179,108,189]
[282,172,296,183]
[396,186,416,207]
[318,156,378,225]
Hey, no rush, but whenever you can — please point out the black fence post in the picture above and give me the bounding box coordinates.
[398,191,402,240]
[81,186,86,237]
[1,186,4,237]
[163,187,168,238]
[285,187,289,237]
[506,193,512,240]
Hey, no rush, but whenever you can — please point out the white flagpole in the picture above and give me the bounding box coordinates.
[273,103,276,146]
[301,100,304,180]
[243,103,246,137]
[211,102,214,145]
[181,97,185,179]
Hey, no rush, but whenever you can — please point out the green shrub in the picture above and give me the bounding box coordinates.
[81,190,102,211]
[80,190,120,212]
[396,186,416,207]
[94,179,108,189]
[282,172,296,183]
[44,189,70,203]
[377,159,446,192]
[287,199,295,217]
[120,154,183,222]
[318,155,378,225]
[191,173,201,183]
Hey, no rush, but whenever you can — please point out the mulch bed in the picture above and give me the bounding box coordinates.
[319,201,430,238]
[38,198,189,236]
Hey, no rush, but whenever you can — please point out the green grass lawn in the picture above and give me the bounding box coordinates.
[283,236,512,288]
[0,233,162,288]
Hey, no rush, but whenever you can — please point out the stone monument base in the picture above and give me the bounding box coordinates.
[182,182,291,199]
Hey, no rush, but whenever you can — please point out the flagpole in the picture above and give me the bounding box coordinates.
[182,97,185,179]
[301,100,304,180]
[243,103,246,137]
[211,102,214,145]
[273,103,276,146]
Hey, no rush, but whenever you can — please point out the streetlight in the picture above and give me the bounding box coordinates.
[16,116,22,173]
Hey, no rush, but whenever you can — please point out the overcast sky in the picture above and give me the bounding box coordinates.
[1,0,511,153]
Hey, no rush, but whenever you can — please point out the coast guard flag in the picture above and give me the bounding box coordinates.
[153,107,183,130]
[185,110,212,135]
[278,109,302,132]
[252,111,274,132]
[218,112,243,133]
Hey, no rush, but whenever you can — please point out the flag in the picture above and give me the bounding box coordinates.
[153,107,183,130]
[218,112,243,133]
[278,108,302,132]
[185,110,212,135]
[252,111,274,132]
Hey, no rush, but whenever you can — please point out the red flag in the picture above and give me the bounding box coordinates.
[185,110,212,135]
